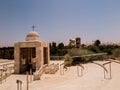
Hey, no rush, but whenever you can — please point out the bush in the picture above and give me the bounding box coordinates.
[65,48,109,66]
[66,54,107,65]
[88,55,104,61]
[64,54,73,66]
[71,55,106,65]
[87,45,101,53]
[112,48,120,57]
[72,56,86,65]
[68,48,94,56]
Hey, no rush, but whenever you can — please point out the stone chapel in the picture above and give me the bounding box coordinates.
[14,28,50,74]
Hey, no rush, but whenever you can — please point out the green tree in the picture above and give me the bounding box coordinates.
[94,40,101,46]
[58,43,64,50]
[50,42,58,55]
[58,42,65,56]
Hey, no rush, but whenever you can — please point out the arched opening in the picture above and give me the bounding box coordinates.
[20,47,36,74]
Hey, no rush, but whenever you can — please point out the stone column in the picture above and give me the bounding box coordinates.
[47,44,50,65]
[14,43,20,74]
[40,47,44,65]
[36,46,42,70]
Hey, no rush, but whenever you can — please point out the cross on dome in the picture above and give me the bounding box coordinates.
[32,24,35,31]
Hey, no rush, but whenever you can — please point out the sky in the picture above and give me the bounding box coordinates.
[0,0,120,46]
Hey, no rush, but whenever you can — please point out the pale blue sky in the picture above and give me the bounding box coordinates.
[0,0,120,46]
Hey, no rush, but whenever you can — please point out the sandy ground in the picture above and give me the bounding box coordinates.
[0,60,120,90]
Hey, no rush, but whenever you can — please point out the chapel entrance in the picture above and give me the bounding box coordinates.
[20,47,36,73]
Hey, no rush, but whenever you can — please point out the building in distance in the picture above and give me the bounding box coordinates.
[69,37,81,48]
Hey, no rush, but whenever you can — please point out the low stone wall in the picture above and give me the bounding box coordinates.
[44,63,59,74]
[33,64,48,80]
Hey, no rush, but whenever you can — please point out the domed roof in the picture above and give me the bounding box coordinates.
[25,31,40,41]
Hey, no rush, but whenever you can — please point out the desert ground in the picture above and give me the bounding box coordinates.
[0,59,120,90]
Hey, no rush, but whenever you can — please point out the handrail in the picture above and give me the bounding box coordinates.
[103,61,111,65]
[92,61,108,73]
[77,64,84,77]
[109,59,120,64]
[60,63,65,75]
[60,63,64,66]
[102,61,112,79]
[60,63,69,75]
[72,53,107,58]
[77,64,84,70]
[92,61,112,79]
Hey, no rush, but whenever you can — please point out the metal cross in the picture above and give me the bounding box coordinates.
[32,24,35,31]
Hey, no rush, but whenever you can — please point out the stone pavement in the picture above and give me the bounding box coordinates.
[0,60,120,90]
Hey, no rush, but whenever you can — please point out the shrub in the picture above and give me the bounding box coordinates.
[68,48,94,56]
[65,48,109,66]
[72,56,86,65]
[112,48,120,57]
[64,54,73,66]
[87,45,101,53]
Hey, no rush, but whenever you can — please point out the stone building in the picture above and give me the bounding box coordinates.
[69,39,76,48]
[76,37,81,48]
[69,37,81,48]
[14,30,50,74]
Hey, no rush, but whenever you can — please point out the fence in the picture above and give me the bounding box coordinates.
[50,56,64,60]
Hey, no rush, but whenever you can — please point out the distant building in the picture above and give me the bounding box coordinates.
[69,37,81,48]
[69,39,76,48]
[76,37,81,48]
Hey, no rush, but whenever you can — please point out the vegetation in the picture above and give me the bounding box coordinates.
[64,49,108,66]
[64,54,73,66]
[50,42,68,56]
[112,48,120,59]
[0,40,120,62]
[68,48,94,56]
[94,40,101,46]
[50,40,120,63]
[0,47,14,59]
[63,39,120,65]
[112,49,120,57]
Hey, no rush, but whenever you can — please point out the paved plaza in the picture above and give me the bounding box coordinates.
[0,60,120,90]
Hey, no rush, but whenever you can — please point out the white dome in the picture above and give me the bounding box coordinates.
[25,31,40,41]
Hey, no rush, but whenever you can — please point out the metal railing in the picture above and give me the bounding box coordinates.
[60,63,84,77]
[50,56,64,60]
[92,61,112,80]
[77,64,84,77]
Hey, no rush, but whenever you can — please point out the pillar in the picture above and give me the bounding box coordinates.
[14,43,20,74]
